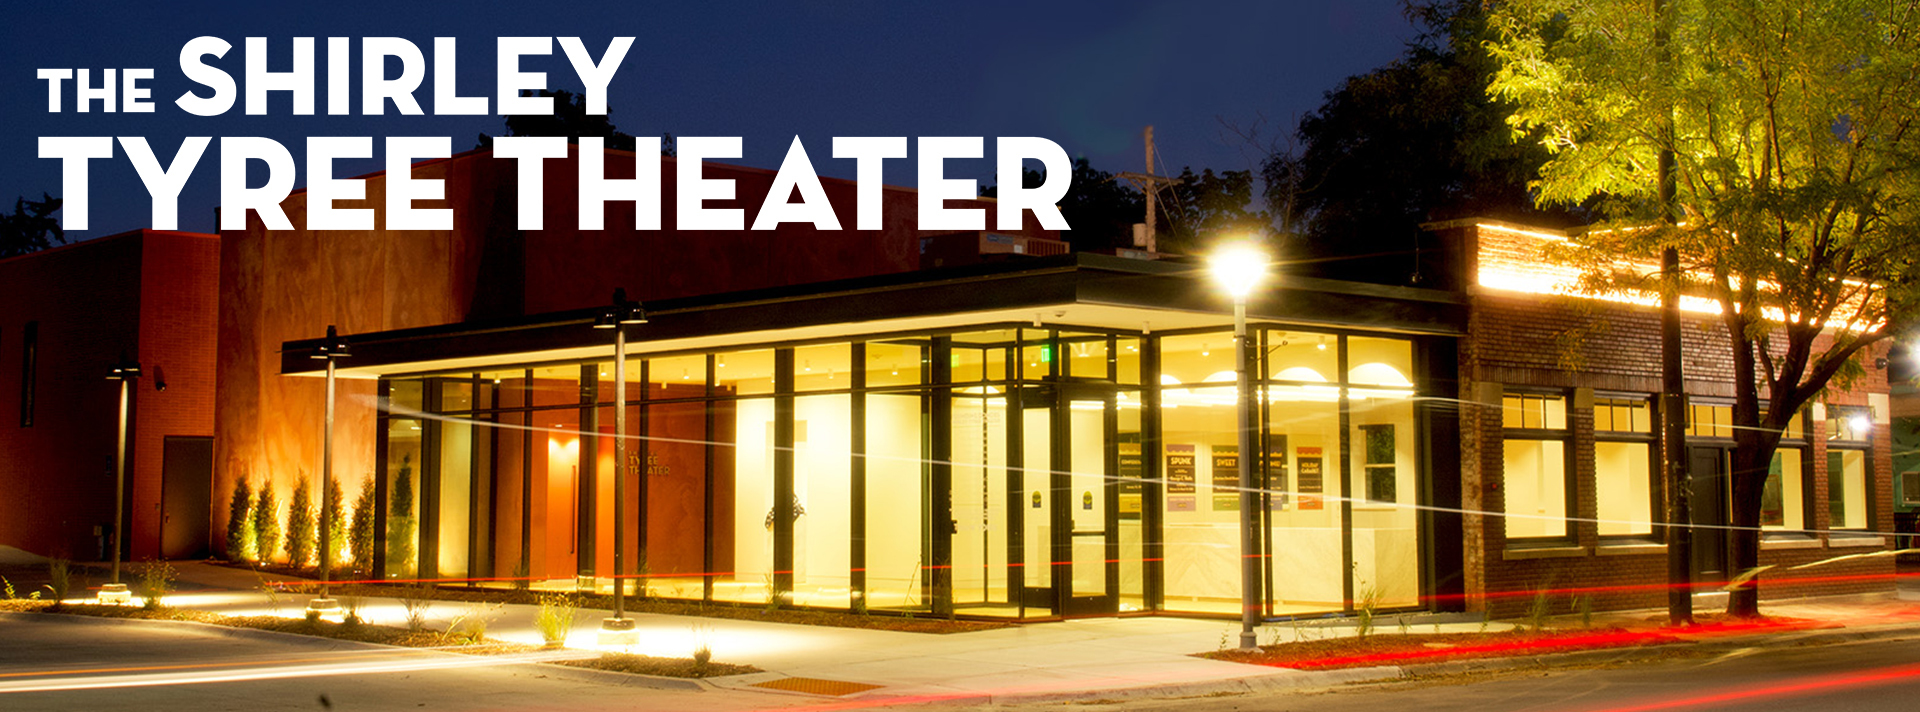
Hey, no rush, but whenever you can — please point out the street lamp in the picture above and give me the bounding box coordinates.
[308,325,349,615]
[1209,242,1268,650]
[595,288,646,645]
[99,357,141,605]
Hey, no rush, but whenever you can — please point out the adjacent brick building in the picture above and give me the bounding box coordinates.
[0,230,219,562]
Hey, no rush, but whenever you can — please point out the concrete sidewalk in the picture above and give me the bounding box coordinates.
[62,561,1920,706]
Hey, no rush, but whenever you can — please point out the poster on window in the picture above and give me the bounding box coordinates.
[1166,444,1196,511]
[1118,440,1143,520]
[1296,446,1324,510]
[1211,445,1240,511]
[1268,439,1290,510]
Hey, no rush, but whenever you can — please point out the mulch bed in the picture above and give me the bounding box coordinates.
[556,652,758,678]
[1202,628,1687,670]
[1203,614,1826,671]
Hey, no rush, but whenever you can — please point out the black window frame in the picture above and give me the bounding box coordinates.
[1500,388,1575,543]
[1591,393,1658,541]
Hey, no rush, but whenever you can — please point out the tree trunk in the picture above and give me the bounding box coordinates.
[1725,442,1769,617]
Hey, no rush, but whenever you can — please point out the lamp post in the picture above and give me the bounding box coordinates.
[99,358,141,605]
[595,289,646,645]
[1209,243,1269,650]
[307,325,349,614]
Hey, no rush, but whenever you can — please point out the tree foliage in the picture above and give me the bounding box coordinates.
[287,477,316,568]
[1270,1,1579,284]
[1157,167,1272,256]
[475,89,672,156]
[225,477,255,562]
[350,477,377,572]
[252,480,280,564]
[984,157,1144,252]
[387,454,417,576]
[0,194,64,258]
[1489,0,1920,615]
[322,475,346,570]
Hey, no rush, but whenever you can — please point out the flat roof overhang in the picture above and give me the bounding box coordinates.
[281,253,1467,379]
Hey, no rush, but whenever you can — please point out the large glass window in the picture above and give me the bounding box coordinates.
[1761,449,1806,531]
[1347,336,1418,609]
[1503,392,1569,539]
[1593,396,1654,537]
[1828,449,1868,530]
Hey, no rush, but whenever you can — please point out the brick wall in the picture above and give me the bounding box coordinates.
[1456,223,1897,617]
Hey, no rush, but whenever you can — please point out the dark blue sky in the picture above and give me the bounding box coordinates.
[1,0,1417,238]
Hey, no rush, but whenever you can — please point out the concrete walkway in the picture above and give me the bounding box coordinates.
[41,561,1920,707]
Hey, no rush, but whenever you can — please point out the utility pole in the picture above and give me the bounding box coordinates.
[1655,0,1694,627]
[1119,126,1179,253]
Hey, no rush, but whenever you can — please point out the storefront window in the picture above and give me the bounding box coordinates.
[1828,449,1868,530]
[1761,449,1805,531]
[1594,396,1654,537]
[1347,336,1417,608]
[1503,392,1569,539]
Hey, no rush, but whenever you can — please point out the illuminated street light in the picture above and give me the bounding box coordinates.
[308,325,350,615]
[1208,241,1268,650]
[99,358,141,605]
[595,288,646,645]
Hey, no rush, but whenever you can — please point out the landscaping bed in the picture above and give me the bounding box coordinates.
[1203,616,1822,671]
[0,599,761,679]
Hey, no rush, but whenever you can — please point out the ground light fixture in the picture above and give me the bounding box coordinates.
[594,288,647,645]
[99,358,141,605]
[1208,241,1269,649]
[307,325,350,615]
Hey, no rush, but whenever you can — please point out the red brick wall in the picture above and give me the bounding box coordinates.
[0,231,217,561]
[1457,223,1897,617]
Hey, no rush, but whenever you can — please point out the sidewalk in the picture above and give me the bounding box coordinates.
[94,562,1920,706]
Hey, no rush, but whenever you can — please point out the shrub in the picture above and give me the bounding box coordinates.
[252,481,281,563]
[387,455,417,576]
[322,475,346,570]
[136,559,177,610]
[399,584,435,632]
[535,594,577,647]
[226,477,255,561]
[349,477,376,572]
[287,478,316,568]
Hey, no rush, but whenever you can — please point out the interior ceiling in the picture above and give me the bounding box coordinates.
[307,302,1249,380]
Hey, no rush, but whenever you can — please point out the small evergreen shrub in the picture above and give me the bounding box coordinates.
[252,481,281,564]
[226,477,256,561]
[287,478,316,568]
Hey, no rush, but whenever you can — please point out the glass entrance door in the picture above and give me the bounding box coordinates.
[1058,388,1117,616]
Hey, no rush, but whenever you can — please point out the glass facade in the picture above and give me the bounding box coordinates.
[369,324,1436,620]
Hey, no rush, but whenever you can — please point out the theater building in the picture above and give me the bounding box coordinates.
[225,147,1895,622]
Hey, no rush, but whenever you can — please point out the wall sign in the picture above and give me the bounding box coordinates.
[1296,446,1324,510]
[1211,445,1240,511]
[1166,444,1196,512]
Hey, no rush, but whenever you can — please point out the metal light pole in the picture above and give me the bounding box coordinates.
[308,326,349,614]
[597,289,645,645]
[99,358,141,604]
[1210,243,1269,649]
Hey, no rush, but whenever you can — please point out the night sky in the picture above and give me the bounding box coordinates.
[1,0,1416,238]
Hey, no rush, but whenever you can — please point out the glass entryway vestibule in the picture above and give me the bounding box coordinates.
[371,323,1431,621]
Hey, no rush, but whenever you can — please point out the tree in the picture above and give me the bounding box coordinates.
[350,477,377,572]
[387,454,417,577]
[252,480,281,564]
[1490,0,1920,616]
[1269,1,1581,285]
[983,157,1144,253]
[287,477,316,568]
[322,475,346,570]
[0,194,64,258]
[1156,167,1273,256]
[475,89,673,156]
[225,477,255,562]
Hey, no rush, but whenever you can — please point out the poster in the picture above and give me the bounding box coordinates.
[1211,445,1240,511]
[1267,442,1290,510]
[1118,440,1143,520]
[1166,444,1196,512]
[1296,446,1324,510]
